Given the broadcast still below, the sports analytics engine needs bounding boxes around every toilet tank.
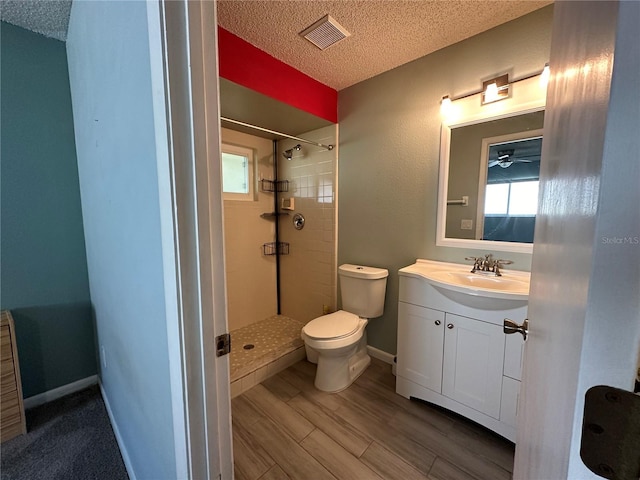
[339,264,389,318]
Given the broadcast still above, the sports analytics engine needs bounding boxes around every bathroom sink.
[399,259,530,301]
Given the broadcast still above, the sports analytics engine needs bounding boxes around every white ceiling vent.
[300,15,351,51]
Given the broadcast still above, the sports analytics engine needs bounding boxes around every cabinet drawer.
[1,362,17,395]
[1,389,21,420]
[1,327,12,362]
[0,389,23,443]
[500,376,521,428]
[504,333,524,381]
[0,311,26,443]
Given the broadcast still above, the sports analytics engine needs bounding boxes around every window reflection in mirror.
[445,111,544,243]
[479,134,542,242]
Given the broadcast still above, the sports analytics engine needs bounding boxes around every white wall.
[66,2,178,478]
[279,125,338,322]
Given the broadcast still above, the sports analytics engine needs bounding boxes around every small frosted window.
[221,144,254,201]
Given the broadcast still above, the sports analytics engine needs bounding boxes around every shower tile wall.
[278,125,338,322]
[221,128,277,331]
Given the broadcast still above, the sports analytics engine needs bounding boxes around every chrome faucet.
[465,254,513,276]
[493,258,513,276]
[465,256,484,273]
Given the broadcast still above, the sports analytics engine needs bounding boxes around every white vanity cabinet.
[442,313,506,419]
[397,303,444,392]
[396,268,527,442]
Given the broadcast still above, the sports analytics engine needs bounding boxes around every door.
[397,303,445,392]
[160,1,233,478]
[442,314,505,419]
[514,2,640,478]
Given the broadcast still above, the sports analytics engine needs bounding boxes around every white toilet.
[301,264,388,392]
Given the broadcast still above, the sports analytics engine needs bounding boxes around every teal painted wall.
[0,22,97,397]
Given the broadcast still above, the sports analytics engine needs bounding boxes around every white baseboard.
[24,375,98,410]
[100,381,137,480]
[367,345,395,364]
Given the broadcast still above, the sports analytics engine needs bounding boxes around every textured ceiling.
[0,0,71,41]
[2,0,551,90]
[217,0,552,91]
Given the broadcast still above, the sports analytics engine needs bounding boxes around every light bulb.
[440,95,452,115]
[540,63,550,88]
[484,82,499,103]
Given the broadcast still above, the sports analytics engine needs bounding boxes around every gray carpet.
[1,385,128,480]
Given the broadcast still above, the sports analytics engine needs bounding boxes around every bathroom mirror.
[436,75,547,254]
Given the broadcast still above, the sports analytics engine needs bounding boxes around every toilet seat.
[302,310,360,340]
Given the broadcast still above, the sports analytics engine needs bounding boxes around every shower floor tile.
[230,314,307,382]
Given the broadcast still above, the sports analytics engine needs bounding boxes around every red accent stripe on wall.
[218,27,337,124]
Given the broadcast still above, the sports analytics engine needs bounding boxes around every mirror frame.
[436,75,547,254]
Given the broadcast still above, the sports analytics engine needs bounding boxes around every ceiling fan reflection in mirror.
[489,149,536,168]
[488,136,542,169]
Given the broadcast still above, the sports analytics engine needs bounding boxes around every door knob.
[447,323,454,329]
[503,318,529,340]
[435,320,441,326]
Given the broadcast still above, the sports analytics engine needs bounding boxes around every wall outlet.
[100,345,107,369]
[461,219,473,230]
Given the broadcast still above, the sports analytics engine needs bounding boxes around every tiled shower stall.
[221,125,338,396]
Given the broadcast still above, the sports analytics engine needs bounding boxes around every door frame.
[156,1,233,478]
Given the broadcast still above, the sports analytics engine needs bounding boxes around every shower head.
[283,144,302,160]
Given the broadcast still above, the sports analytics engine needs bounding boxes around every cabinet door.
[442,314,505,419]
[397,302,445,393]
[500,376,521,428]
[504,332,525,380]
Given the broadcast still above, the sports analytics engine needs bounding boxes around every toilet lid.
[303,311,360,340]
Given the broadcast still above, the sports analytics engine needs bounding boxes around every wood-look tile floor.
[232,358,515,480]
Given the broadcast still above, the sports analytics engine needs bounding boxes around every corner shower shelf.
[262,242,290,256]
[260,179,289,193]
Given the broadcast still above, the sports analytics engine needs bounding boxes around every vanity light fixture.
[481,74,510,105]
[440,95,452,114]
[440,63,550,110]
[540,63,550,87]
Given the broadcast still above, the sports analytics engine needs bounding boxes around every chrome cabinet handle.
[447,323,454,329]
[504,318,529,340]
[435,320,441,326]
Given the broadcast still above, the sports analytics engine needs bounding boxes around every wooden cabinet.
[396,274,527,442]
[1,311,26,443]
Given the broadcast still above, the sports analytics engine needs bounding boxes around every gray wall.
[66,2,177,478]
[0,22,96,397]
[338,6,553,354]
